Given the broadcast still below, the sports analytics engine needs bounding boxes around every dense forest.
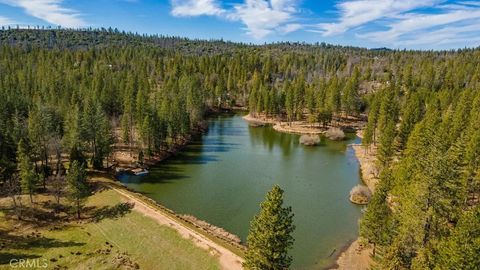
[0,29,479,269]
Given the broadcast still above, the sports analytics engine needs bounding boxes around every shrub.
[299,135,321,146]
[349,185,372,205]
[325,127,345,141]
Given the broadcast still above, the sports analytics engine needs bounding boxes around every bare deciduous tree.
[5,174,22,219]
[50,174,65,205]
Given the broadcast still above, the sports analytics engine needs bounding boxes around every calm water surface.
[119,114,363,269]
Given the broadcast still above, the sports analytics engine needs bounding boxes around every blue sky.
[1,0,480,49]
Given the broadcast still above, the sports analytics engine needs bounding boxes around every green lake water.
[118,113,364,269]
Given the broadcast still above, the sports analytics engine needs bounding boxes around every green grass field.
[0,189,220,270]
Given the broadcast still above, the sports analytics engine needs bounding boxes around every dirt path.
[112,187,244,270]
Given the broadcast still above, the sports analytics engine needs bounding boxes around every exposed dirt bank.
[243,114,365,135]
[351,144,379,193]
[332,240,372,270]
[334,130,378,269]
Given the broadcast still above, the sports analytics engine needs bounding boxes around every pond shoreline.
[242,114,365,135]
[333,131,377,270]
[113,112,369,269]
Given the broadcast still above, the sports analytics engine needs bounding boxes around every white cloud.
[0,16,15,25]
[280,23,302,34]
[168,0,480,47]
[317,0,440,36]
[359,7,480,44]
[0,0,85,28]
[230,0,300,39]
[356,3,480,48]
[170,0,302,39]
[170,0,225,17]
[315,0,480,48]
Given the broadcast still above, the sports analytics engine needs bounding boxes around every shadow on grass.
[0,229,86,265]
[0,253,41,265]
[0,230,85,251]
[92,202,134,223]
[1,205,68,227]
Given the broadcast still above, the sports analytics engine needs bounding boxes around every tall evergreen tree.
[17,139,36,203]
[436,206,480,270]
[360,170,393,256]
[244,185,295,270]
[363,96,380,149]
[66,160,89,219]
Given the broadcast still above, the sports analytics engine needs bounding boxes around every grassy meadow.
[0,188,220,270]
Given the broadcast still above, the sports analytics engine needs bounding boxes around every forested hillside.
[359,63,480,268]
[0,29,479,269]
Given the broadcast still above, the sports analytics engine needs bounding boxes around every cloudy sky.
[1,0,480,49]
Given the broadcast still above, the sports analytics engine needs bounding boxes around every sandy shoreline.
[331,239,372,270]
[242,114,365,135]
[333,132,377,269]
[351,144,378,193]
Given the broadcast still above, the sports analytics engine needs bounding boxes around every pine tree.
[377,119,396,168]
[293,75,305,120]
[63,105,84,163]
[360,170,393,256]
[17,139,36,204]
[342,67,360,117]
[436,206,480,270]
[140,114,153,156]
[284,82,294,124]
[249,86,258,116]
[363,96,380,150]
[27,106,52,188]
[326,76,341,114]
[244,185,295,270]
[81,101,114,168]
[398,92,423,151]
[67,160,89,219]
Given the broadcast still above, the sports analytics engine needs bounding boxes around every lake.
[118,113,364,269]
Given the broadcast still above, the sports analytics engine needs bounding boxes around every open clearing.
[0,185,224,270]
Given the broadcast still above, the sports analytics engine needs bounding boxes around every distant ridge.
[369,47,392,51]
[0,28,477,54]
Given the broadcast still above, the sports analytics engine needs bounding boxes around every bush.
[325,127,345,141]
[299,135,321,146]
[349,185,372,205]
